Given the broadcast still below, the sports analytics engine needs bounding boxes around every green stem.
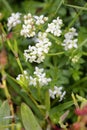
[64,3,87,11]
[7,38,24,74]
[54,0,64,16]
[7,40,24,74]
[27,91,45,116]
[47,52,64,56]
[1,23,23,74]
[13,40,24,74]
[16,57,24,74]
[78,38,87,49]
[71,93,79,108]
[7,40,14,54]
[37,86,42,103]
[1,70,15,130]
[67,3,87,28]
[1,70,11,99]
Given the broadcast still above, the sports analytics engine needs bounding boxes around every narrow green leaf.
[0,100,10,128]
[45,91,50,112]
[65,3,87,11]
[49,101,73,123]
[54,0,64,15]
[50,101,73,114]
[21,103,42,130]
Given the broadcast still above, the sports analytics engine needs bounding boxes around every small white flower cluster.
[20,13,36,38]
[7,12,48,36]
[24,32,52,63]
[16,70,28,82]
[34,15,48,25]
[46,17,63,37]
[29,67,51,87]
[62,27,78,50]
[16,70,29,86]
[49,86,66,101]
[71,55,80,63]
[20,13,48,38]
[7,12,21,31]
[16,67,51,88]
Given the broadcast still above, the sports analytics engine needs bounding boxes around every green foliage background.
[0,0,87,130]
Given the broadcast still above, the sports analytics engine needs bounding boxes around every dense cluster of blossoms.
[16,67,51,88]
[7,12,48,37]
[16,70,29,86]
[16,70,28,81]
[24,32,52,63]
[7,12,21,31]
[29,67,51,87]
[71,55,80,63]
[7,12,80,104]
[34,15,48,25]
[62,27,78,50]
[16,68,65,101]
[20,13,36,38]
[49,86,66,101]
[46,17,63,37]
[20,14,48,38]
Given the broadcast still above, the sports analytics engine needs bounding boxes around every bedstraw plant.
[0,0,87,130]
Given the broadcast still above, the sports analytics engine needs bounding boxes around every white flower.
[29,67,51,87]
[7,12,21,31]
[24,32,52,63]
[20,13,36,38]
[62,27,78,50]
[49,89,55,99]
[34,15,48,25]
[24,46,37,62]
[20,24,35,38]
[49,86,66,101]
[64,28,78,39]
[29,76,37,86]
[24,13,33,24]
[16,67,51,88]
[16,70,28,82]
[59,91,66,102]
[34,67,44,76]
[46,17,63,37]
[71,55,80,63]
[16,70,29,85]
[16,74,21,81]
